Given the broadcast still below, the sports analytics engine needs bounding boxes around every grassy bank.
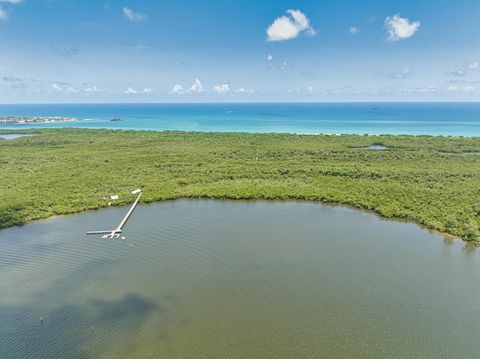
[1,128,480,242]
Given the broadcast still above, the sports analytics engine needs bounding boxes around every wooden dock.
[86,191,142,239]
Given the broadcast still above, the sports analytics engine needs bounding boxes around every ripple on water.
[0,200,479,358]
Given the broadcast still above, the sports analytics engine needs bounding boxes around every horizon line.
[1,100,480,106]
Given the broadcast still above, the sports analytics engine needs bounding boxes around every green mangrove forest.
[1,128,480,242]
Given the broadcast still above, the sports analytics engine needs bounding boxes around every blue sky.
[0,0,479,103]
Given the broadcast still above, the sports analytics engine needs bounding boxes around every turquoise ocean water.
[0,102,479,135]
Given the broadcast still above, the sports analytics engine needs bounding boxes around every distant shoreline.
[0,116,80,124]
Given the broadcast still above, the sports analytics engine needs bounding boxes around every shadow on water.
[92,293,157,324]
[0,254,178,358]
[0,293,164,359]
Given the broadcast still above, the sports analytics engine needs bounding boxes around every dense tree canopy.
[1,129,479,242]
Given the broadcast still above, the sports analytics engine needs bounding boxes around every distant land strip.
[0,116,80,124]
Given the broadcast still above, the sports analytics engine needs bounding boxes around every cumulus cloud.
[448,84,476,93]
[123,7,147,21]
[213,83,230,94]
[0,7,7,21]
[0,0,23,21]
[124,87,138,94]
[385,14,420,41]
[169,84,184,95]
[169,80,205,94]
[51,83,62,92]
[266,9,315,41]
[50,83,87,94]
[235,88,255,94]
[349,26,359,35]
[65,86,78,94]
[389,68,412,79]
[85,85,99,93]
[468,62,479,70]
[124,87,152,94]
[188,78,204,93]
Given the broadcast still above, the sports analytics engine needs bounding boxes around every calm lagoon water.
[1,200,479,358]
[1,102,480,135]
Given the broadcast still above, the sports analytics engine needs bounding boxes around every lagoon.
[1,200,479,358]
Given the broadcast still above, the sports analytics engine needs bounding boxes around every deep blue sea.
[0,103,479,136]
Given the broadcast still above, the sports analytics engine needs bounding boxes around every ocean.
[0,102,479,136]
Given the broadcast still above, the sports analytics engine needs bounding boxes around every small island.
[0,116,81,124]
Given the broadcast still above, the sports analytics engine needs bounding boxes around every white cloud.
[51,83,62,92]
[234,88,255,95]
[267,54,273,61]
[66,86,78,94]
[124,86,152,94]
[307,86,313,92]
[85,85,99,93]
[385,14,420,41]
[349,26,359,35]
[330,86,356,95]
[124,87,138,94]
[169,84,184,95]
[402,85,436,93]
[213,83,230,94]
[170,80,205,94]
[266,9,315,42]
[50,83,80,94]
[123,7,147,21]
[0,0,23,3]
[389,68,412,79]
[188,78,204,93]
[0,7,7,21]
[468,62,479,70]
[447,84,476,93]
